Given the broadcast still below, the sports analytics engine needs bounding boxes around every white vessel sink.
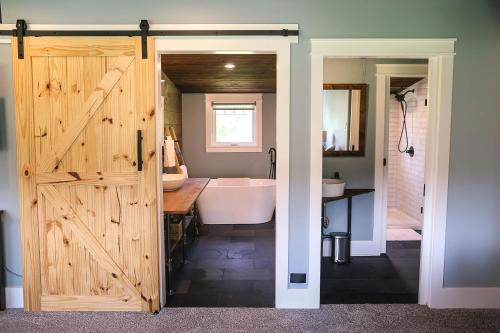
[162,173,186,192]
[322,179,346,197]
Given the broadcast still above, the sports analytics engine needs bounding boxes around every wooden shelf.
[168,217,193,255]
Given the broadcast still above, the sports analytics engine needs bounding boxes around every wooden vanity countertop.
[163,178,210,215]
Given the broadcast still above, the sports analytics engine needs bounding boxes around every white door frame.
[154,31,297,308]
[309,39,457,308]
[374,64,428,255]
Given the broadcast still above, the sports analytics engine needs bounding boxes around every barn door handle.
[137,130,143,171]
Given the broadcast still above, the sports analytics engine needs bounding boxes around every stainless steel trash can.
[330,232,350,264]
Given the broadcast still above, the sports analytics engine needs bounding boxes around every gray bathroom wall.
[1,0,499,288]
[181,93,276,179]
[322,59,377,240]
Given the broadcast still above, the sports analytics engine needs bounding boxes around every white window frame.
[205,93,263,152]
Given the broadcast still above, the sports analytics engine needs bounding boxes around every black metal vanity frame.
[321,189,375,263]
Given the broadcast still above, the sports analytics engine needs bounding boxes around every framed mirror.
[323,83,367,157]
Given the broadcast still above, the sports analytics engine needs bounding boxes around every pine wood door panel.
[13,37,158,312]
[36,56,134,173]
[38,185,141,299]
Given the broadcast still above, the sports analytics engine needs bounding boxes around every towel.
[164,136,176,168]
[179,165,189,178]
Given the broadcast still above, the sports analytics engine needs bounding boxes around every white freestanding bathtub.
[197,178,276,224]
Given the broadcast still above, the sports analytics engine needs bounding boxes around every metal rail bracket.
[139,19,149,59]
[16,19,27,59]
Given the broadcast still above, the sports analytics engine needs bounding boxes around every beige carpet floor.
[1,304,500,332]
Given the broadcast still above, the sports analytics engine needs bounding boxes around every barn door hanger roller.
[12,19,151,60]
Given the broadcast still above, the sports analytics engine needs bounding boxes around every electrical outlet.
[290,273,307,284]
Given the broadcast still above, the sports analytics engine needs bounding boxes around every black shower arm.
[393,89,415,102]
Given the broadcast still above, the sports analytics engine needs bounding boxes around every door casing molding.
[307,38,489,309]
[374,64,428,255]
[154,33,297,308]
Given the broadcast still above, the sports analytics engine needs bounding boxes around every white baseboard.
[5,287,23,309]
[4,284,499,309]
[429,287,500,309]
[322,238,380,257]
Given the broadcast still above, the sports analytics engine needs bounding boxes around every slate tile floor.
[168,222,419,307]
[321,241,421,304]
[167,220,275,308]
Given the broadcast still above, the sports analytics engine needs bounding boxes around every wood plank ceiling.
[390,77,424,94]
[161,54,276,93]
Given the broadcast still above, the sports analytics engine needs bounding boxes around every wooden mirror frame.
[322,83,368,157]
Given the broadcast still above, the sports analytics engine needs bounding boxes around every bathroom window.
[205,94,262,152]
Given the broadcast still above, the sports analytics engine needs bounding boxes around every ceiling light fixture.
[224,63,236,69]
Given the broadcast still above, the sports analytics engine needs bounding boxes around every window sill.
[206,146,262,153]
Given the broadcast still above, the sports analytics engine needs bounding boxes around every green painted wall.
[1,0,499,288]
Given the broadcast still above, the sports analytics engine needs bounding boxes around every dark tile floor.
[321,241,421,304]
[167,220,275,307]
[168,223,418,307]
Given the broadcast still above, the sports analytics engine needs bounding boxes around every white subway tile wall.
[387,79,428,224]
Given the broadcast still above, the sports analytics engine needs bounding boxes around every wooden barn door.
[12,37,159,311]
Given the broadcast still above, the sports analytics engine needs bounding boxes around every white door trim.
[155,35,295,308]
[309,38,462,309]
[374,64,428,255]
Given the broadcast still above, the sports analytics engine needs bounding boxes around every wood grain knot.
[68,171,81,180]
[102,117,113,124]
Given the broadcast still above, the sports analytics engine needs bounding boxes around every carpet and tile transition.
[1,305,500,332]
[2,224,498,332]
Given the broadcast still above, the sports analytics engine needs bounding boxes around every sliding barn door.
[12,37,159,311]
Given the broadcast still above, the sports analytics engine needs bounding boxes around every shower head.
[393,89,415,102]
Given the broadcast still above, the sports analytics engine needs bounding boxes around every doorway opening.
[160,52,277,307]
[386,76,428,243]
[154,36,294,308]
[318,59,429,304]
[309,39,455,308]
